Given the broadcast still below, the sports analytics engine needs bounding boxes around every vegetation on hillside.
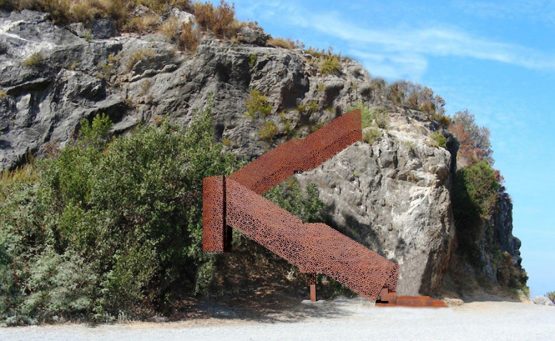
[267,38,296,49]
[0,108,238,324]
[0,0,240,52]
[447,110,526,291]
[452,160,501,268]
[265,179,324,223]
[245,89,272,119]
[0,0,527,310]
[0,106,327,325]
[449,110,493,167]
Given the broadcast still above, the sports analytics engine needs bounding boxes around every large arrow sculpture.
[202,109,445,307]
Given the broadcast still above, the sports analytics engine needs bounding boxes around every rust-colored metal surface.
[226,178,399,300]
[229,110,362,194]
[376,294,447,308]
[202,176,230,253]
[310,284,317,303]
[201,109,445,307]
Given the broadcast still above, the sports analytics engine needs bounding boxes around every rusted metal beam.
[202,110,448,307]
[308,274,317,302]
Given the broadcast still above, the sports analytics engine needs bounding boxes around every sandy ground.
[2,298,555,341]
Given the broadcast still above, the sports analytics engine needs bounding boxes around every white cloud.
[307,12,555,72]
[348,49,428,80]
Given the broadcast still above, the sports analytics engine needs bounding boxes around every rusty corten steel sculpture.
[202,109,445,307]
[228,110,363,194]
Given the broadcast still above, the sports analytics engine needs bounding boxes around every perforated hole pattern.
[202,110,399,299]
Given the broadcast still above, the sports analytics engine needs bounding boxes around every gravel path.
[2,299,554,341]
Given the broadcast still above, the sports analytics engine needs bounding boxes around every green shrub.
[454,161,500,220]
[279,112,294,136]
[0,164,37,200]
[265,178,323,223]
[0,107,237,324]
[320,54,341,75]
[431,131,447,148]
[452,161,501,265]
[353,102,371,128]
[22,52,43,68]
[245,89,272,119]
[258,121,278,142]
[363,127,381,145]
[354,103,388,129]
[248,53,257,68]
[373,108,388,129]
[297,100,319,115]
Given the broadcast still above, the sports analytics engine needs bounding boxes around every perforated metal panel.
[202,110,403,300]
[229,110,362,194]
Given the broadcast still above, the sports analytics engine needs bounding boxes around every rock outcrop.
[0,8,525,297]
[296,110,456,295]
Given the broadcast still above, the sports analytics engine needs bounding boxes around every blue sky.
[225,0,555,297]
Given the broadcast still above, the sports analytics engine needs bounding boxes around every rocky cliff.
[0,8,526,297]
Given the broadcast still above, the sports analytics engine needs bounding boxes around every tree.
[450,110,493,167]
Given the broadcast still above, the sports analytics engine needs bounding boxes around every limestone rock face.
[296,111,456,295]
[0,9,372,169]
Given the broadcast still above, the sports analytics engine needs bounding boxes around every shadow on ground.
[169,287,362,323]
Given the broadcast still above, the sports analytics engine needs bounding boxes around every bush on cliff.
[265,179,324,223]
[452,160,501,265]
[449,110,493,167]
[0,108,237,324]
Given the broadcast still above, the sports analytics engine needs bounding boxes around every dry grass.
[124,13,160,33]
[363,127,381,144]
[193,0,239,39]
[0,89,7,98]
[304,47,327,58]
[3,1,248,58]
[22,51,44,67]
[178,21,200,52]
[158,16,180,41]
[245,89,272,119]
[431,112,451,128]
[125,48,156,72]
[320,54,341,75]
[258,121,278,142]
[16,0,130,26]
[267,38,296,49]
[2,0,246,56]
[0,162,37,200]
